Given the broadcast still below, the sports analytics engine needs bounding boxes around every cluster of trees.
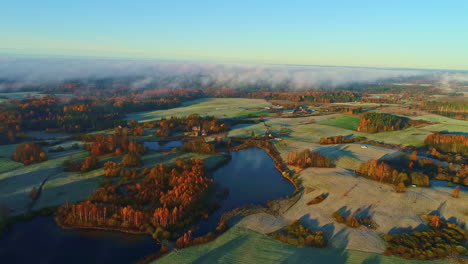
[56,159,213,240]
[0,96,128,138]
[115,120,145,137]
[425,134,468,155]
[357,112,409,133]
[286,149,334,168]
[180,140,216,154]
[420,101,468,120]
[56,201,146,230]
[428,147,465,164]
[12,142,47,165]
[81,133,145,156]
[269,220,326,248]
[384,218,468,260]
[331,210,377,229]
[319,135,395,149]
[64,155,98,172]
[148,114,228,137]
[356,159,430,187]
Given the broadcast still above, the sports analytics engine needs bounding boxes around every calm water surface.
[0,147,294,263]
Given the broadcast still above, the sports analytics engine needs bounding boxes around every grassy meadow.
[155,226,452,264]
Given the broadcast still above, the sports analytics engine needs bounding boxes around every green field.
[155,226,451,264]
[126,98,272,122]
[318,115,360,130]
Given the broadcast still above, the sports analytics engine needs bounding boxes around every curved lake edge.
[1,143,298,264]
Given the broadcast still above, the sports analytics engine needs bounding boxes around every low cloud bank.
[0,57,439,90]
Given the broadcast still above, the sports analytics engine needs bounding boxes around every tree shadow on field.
[362,255,382,264]
[428,200,447,217]
[313,145,359,163]
[299,214,336,241]
[387,224,428,235]
[191,234,250,264]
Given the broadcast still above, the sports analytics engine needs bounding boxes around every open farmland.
[155,226,452,264]
[126,98,272,122]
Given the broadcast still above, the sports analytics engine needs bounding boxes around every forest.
[56,158,214,241]
[248,90,361,103]
[420,101,468,120]
[424,133,468,155]
[384,217,467,260]
[356,112,410,133]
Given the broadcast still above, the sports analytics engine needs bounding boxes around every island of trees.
[56,159,214,241]
[357,112,409,133]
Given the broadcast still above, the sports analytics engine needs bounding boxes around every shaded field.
[155,226,451,264]
[0,158,23,174]
[126,98,272,122]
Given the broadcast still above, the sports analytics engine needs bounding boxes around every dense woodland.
[249,90,361,103]
[357,112,410,133]
[286,149,335,168]
[356,151,467,186]
[425,134,468,155]
[56,159,214,240]
[384,217,467,260]
[420,101,468,120]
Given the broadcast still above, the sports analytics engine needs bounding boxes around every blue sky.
[2,0,467,69]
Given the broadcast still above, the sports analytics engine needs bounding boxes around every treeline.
[319,135,396,149]
[286,149,334,168]
[269,220,326,248]
[12,142,47,165]
[0,91,192,144]
[357,152,467,186]
[249,90,362,103]
[384,217,467,260]
[357,112,410,133]
[142,114,229,137]
[425,134,468,155]
[56,159,213,241]
[420,101,468,120]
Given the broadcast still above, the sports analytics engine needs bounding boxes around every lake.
[0,147,295,263]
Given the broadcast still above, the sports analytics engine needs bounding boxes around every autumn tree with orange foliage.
[453,186,460,198]
[424,133,468,155]
[56,159,213,239]
[12,142,47,165]
[287,149,334,168]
